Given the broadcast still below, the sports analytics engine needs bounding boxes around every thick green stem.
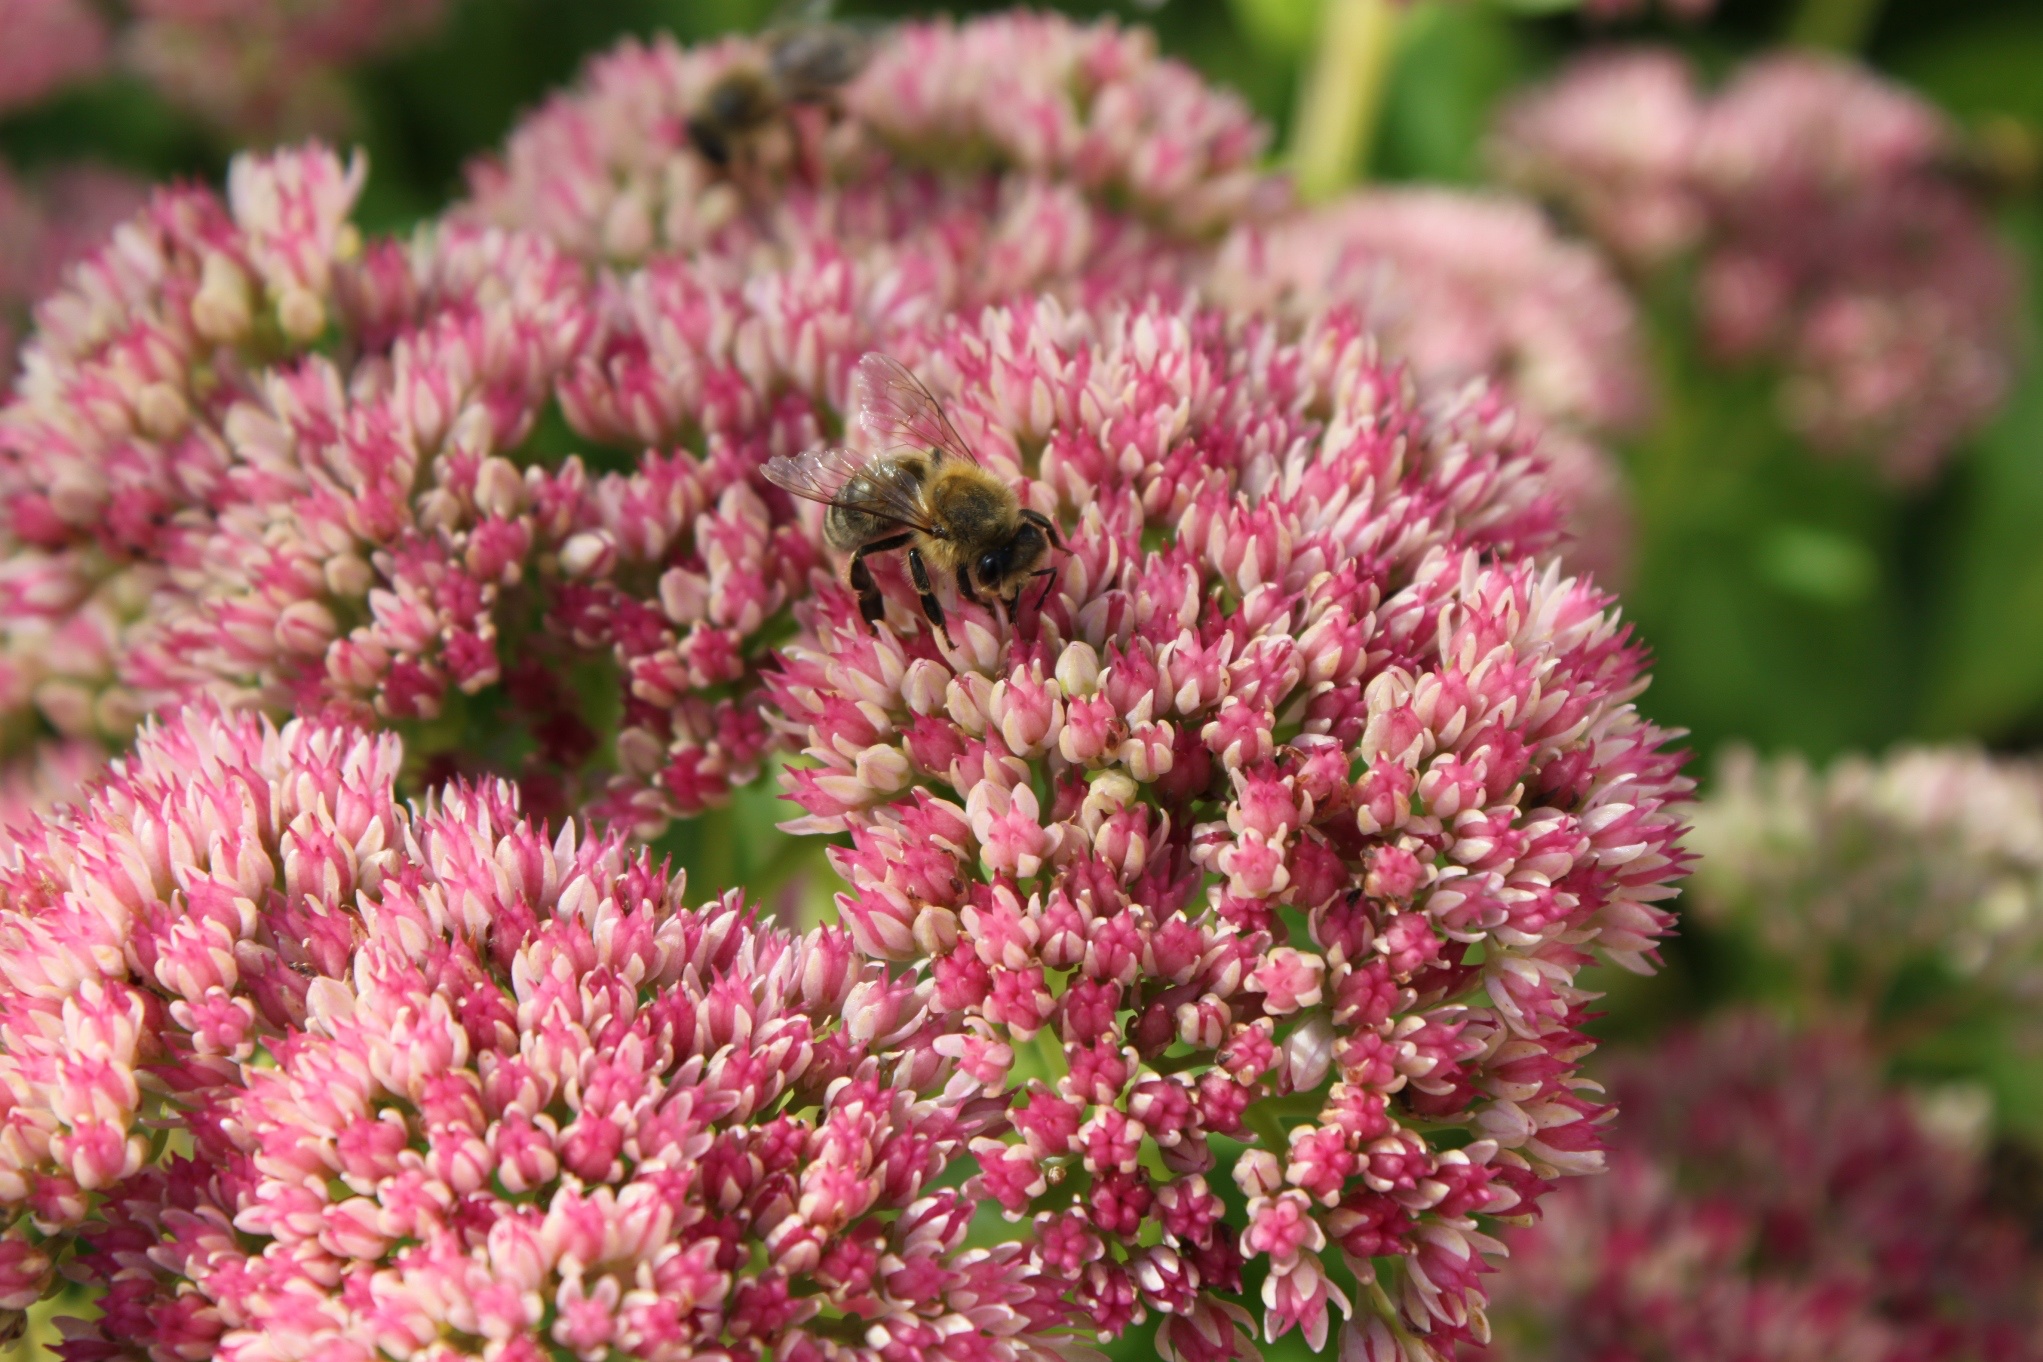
[1787,0,1883,53]
[1288,0,1404,201]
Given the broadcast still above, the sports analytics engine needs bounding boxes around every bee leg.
[1020,507,1064,550]
[906,547,952,647]
[848,533,914,635]
[955,563,987,608]
[1030,567,1058,614]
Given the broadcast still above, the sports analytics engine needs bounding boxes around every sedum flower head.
[1494,48,2022,484]
[464,11,1273,267]
[1,703,1066,1361]
[1487,49,1706,270]
[1207,188,1649,582]
[1487,1015,2043,1362]
[0,144,372,785]
[767,299,1691,1360]
[0,142,624,824]
[0,13,1290,839]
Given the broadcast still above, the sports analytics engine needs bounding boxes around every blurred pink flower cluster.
[465,11,1273,265]
[0,0,110,115]
[1494,49,2022,483]
[122,0,453,140]
[0,705,1072,1361]
[0,0,450,139]
[1487,1015,2043,1362]
[1209,189,1649,579]
[769,297,1690,1360]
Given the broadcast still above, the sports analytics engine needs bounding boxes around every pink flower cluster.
[125,0,451,136]
[769,299,1690,1360]
[465,12,1272,266]
[1208,189,1649,581]
[1486,1015,2043,1362]
[438,12,1284,832]
[1,704,1071,1361]
[0,0,452,139]
[0,144,631,830]
[1493,49,2022,483]
[0,0,109,113]
[1687,744,2043,1039]
[0,146,368,810]
[0,18,1707,1361]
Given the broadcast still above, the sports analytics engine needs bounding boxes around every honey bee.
[687,1,871,169]
[764,353,1063,646]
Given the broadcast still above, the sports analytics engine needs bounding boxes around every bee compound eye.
[978,552,1002,583]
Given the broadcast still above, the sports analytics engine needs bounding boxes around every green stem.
[1288,0,1405,201]
[1787,0,1883,52]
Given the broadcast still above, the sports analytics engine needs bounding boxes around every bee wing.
[854,352,983,468]
[762,444,938,533]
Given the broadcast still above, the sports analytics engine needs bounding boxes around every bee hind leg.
[906,547,952,647]
[848,533,914,635]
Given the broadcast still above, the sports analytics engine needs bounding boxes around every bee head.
[686,115,733,167]
[977,520,1052,594]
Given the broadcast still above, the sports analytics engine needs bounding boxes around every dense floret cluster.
[0,145,612,828]
[769,298,1690,1359]
[464,11,1273,266]
[0,705,1068,1362]
[0,16,1289,847]
[1493,49,2021,482]
[445,12,1284,832]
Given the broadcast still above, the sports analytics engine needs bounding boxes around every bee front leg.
[1029,567,1058,614]
[906,547,952,647]
[955,563,987,608]
[1020,507,1064,550]
[849,533,914,635]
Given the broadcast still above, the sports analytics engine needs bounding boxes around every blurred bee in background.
[687,0,872,170]
[765,353,1064,647]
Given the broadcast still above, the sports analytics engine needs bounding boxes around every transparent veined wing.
[853,353,981,467]
[761,443,936,533]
